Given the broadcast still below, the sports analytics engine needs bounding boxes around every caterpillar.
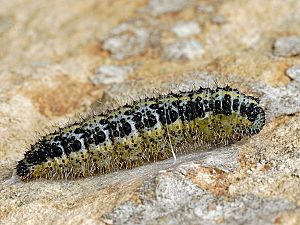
[16,85,265,180]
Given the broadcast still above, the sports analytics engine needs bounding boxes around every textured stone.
[104,169,295,225]
[197,4,215,14]
[0,16,13,34]
[273,36,300,57]
[171,21,201,38]
[148,0,190,16]
[164,39,204,60]
[102,23,150,60]
[286,65,300,82]
[256,79,300,119]
[90,64,132,85]
[211,15,226,25]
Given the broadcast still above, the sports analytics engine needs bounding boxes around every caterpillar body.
[16,86,265,180]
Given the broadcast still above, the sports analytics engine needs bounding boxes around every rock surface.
[90,64,134,85]
[273,36,300,57]
[171,21,201,38]
[164,39,204,60]
[0,0,300,225]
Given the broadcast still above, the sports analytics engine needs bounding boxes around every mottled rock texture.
[273,36,300,57]
[0,0,300,225]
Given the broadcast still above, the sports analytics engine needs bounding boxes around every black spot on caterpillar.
[16,85,265,180]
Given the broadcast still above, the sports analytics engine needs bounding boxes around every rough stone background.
[0,0,300,224]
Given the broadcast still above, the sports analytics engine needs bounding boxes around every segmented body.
[16,86,265,180]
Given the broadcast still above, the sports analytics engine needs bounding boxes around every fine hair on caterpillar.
[16,85,265,180]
